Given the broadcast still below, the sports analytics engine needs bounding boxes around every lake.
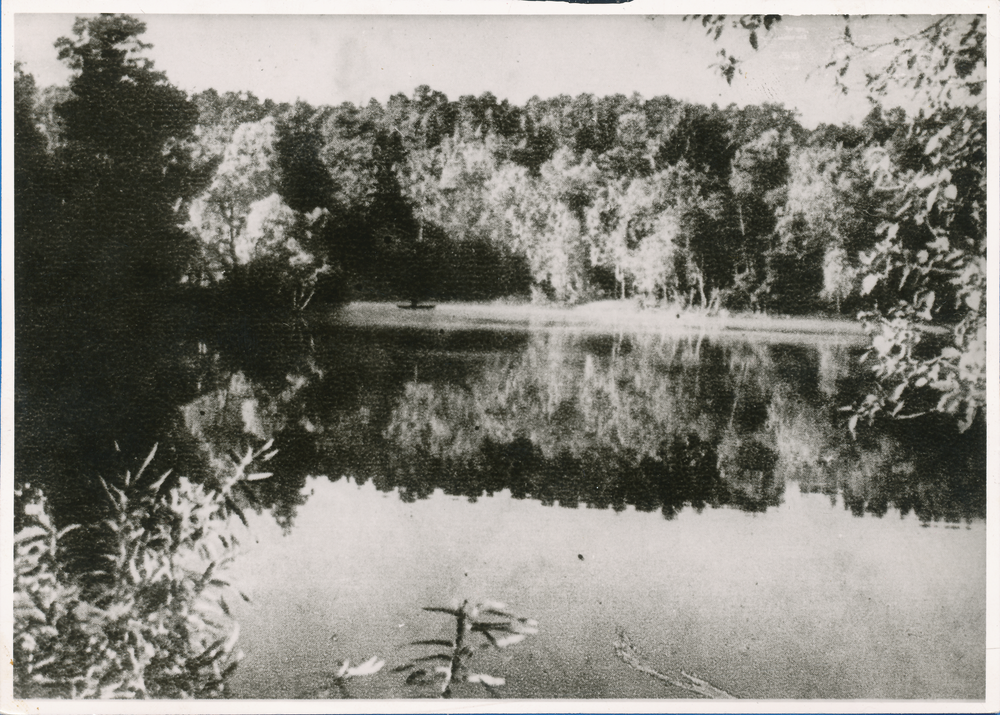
[176,304,986,700]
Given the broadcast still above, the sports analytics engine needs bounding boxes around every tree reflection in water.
[179,325,985,529]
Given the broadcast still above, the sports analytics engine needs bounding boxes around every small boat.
[397,302,436,310]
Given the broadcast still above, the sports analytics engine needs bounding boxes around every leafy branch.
[684,15,782,84]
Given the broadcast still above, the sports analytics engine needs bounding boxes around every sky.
[11,12,950,129]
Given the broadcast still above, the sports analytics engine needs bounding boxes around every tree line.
[168,70,941,314]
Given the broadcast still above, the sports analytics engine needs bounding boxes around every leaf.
[148,469,173,495]
[411,653,453,664]
[478,599,509,613]
[225,496,248,528]
[468,673,505,687]
[200,562,216,588]
[97,476,121,511]
[56,524,81,539]
[410,639,455,647]
[919,291,935,320]
[221,658,242,680]
[861,274,879,295]
[243,472,273,481]
[749,30,758,50]
[493,633,527,648]
[513,619,539,635]
[135,444,159,484]
[405,669,429,685]
[14,528,48,544]
[472,621,514,631]
[345,656,384,677]
[924,125,952,155]
[926,187,939,212]
[188,635,228,668]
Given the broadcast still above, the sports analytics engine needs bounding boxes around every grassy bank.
[323,300,868,344]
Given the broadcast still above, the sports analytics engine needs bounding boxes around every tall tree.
[274,101,335,214]
[51,14,200,300]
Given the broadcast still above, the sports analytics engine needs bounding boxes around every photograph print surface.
[5,3,995,710]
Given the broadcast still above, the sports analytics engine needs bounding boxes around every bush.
[12,443,271,698]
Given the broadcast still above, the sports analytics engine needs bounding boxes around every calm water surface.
[179,308,985,700]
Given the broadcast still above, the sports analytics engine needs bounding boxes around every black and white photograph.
[3,2,996,711]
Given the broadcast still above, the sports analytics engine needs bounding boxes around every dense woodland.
[17,28,965,313]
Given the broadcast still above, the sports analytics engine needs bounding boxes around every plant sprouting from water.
[395,599,538,698]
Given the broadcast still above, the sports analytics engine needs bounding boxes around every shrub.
[12,442,274,698]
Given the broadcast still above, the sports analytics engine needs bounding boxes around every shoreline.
[323,300,870,344]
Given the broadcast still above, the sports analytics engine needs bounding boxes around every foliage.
[770,143,879,312]
[852,106,986,431]
[395,600,538,698]
[689,13,987,430]
[488,149,601,303]
[185,117,333,309]
[15,20,214,540]
[685,15,783,84]
[49,15,200,297]
[13,442,278,698]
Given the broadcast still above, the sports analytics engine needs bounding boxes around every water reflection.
[179,324,985,528]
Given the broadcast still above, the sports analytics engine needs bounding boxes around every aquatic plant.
[13,441,275,699]
[395,600,538,698]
